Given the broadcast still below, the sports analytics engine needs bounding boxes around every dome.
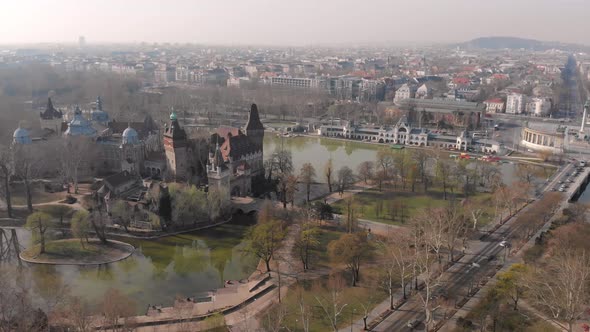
[13,127,32,144]
[122,125,139,145]
[170,112,177,121]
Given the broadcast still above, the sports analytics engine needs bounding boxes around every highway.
[371,163,573,331]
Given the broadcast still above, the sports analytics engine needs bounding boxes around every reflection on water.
[0,216,257,311]
[264,135,523,185]
[264,135,379,175]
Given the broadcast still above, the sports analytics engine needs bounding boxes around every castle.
[13,98,264,205]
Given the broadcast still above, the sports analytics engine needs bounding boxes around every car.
[559,188,565,192]
[581,161,587,167]
[558,180,564,184]
[566,179,573,183]
[407,319,421,329]
[499,240,508,247]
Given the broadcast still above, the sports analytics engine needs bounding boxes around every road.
[371,163,573,331]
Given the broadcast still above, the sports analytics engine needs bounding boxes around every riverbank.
[19,238,134,265]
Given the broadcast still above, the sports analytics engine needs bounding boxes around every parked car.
[407,319,421,329]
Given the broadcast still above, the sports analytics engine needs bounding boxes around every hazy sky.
[1,0,589,46]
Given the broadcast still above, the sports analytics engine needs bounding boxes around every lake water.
[0,135,539,312]
[0,216,258,312]
[264,135,526,185]
[264,135,380,176]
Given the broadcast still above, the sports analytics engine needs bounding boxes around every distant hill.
[458,36,588,52]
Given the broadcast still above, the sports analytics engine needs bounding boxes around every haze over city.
[2,0,590,45]
[4,1,590,331]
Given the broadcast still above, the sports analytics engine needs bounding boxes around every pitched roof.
[164,119,187,140]
[103,171,138,189]
[40,98,63,120]
[245,104,264,131]
[108,115,157,139]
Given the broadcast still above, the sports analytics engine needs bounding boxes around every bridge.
[565,164,590,202]
[231,196,265,215]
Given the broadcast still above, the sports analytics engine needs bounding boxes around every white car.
[499,240,508,247]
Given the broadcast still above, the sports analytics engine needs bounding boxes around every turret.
[245,104,264,147]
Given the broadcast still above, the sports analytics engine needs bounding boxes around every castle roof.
[40,97,63,120]
[122,125,139,145]
[164,118,187,140]
[245,104,264,131]
[13,127,32,144]
[65,106,97,137]
[109,115,157,139]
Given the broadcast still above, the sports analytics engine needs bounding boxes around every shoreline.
[19,238,135,266]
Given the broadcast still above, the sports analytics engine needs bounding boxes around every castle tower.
[244,103,265,176]
[245,103,264,148]
[164,112,187,181]
[120,124,144,175]
[207,143,231,205]
[39,97,63,134]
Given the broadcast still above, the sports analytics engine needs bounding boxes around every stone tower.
[120,125,144,175]
[245,103,265,177]
[39,97,63,134]
[164,112,187,181]
[245,103,264,149]
[207,143,231,205]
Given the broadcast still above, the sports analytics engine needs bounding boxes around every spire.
[47,97,54,111]
[213,140,225,169]
[245,103,263,131]
[74,105,81,115]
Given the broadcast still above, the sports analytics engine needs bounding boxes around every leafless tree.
[300,162,317,203]
[336,166,355,196]
[357,161,374,184]
[324,158,334,193]
[525,248,590,332]
[0,147,13,218]
[314,273,349,332]
[12,144,46,212]
[379,233,414,307]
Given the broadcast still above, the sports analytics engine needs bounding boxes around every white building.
[394,84,416,105]
[483,98,505,113]
[318,117,503,154]
[270,77,321,89]
[506,93,526,114]
[527,97,552,116]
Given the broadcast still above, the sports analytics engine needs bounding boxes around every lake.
[0,216,258,312]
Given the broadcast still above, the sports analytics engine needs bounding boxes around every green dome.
[170,112,177,120]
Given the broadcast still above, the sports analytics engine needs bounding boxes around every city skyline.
[2,0,589,46]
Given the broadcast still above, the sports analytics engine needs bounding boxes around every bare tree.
[324,158,334,193]
[12,144,45,212]
[99,288,137,332]
[525,248,590,332]
[357,161,374,184]
[336,166,355,196]
[314,273,348,332]
[59,137,97,194]
[379,233,414,308]
[300,162,317,203]
[0,147,13,218]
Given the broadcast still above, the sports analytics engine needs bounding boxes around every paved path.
[337,161,574,332]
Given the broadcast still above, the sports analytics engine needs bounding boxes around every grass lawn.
[332,185,496,226]
[262,272,387,332]
[314,225,346,269]
[20,239,133,264]
[10,183,67,206]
